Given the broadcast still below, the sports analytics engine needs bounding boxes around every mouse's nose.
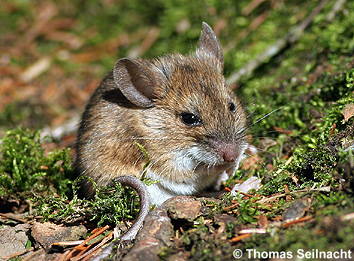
[221,145,238,162]
[210,140,238,162]
[219,143,238,162]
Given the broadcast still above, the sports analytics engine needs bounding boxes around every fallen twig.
[326,0,346,21]
[242,0,267,16]
[79,225,110,246]
[223,202,239,211]
[58,226,112,261]
[226,0,329,84]
[230,233,252,242]
[73,232,113,261]
[237,191,256,198]
[232,11,269,44]
[52,240,84,247]
[53,225,109,261]
[282,215,313,228]
[224,187,232,192]
[257,186,330,204]
[128,27,160,58]
[20,57,52,82]
[239,228,267,234]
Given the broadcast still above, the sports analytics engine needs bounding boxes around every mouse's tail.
[92,175,151,260]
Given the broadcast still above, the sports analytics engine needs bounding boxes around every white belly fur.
[146,164,234,205]
[145,144,247,205]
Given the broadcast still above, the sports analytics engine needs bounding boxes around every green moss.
[0,128,73,197]
[0,128,140,227]
[288,146,336,184]
[238,8,354,196]
[243,214,354,254]
[178,225,235,261]
[0,127,144,229]
[35,178,139,226]
[235,191,354,254]
[235,196,261,224]
[313,191,354,215]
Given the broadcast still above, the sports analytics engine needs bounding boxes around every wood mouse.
[76,22,248,253]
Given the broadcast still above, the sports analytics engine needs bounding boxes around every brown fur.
[76,24,247,197]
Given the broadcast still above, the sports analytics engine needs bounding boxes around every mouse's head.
[112,23,247,173]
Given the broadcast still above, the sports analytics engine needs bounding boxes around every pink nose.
[220,144,238,162]
[212,141,238,162]
[221,146,238,162]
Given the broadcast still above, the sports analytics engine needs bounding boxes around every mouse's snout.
[210,140,239,163]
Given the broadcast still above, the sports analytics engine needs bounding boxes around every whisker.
[250,107,282,127]
[245,110,260,120]
[128,137,170,140]
[252,131,287,137]
[122,136,187,142]
[239,107,282,134]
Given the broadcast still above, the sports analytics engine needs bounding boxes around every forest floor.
[0,0,353,260]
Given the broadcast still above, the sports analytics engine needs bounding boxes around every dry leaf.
[257,215,269,228]
[259,137,277,150]
[273,126,293,135]
[282,198,311,222]
[231,176,262,195]
[241,154,262,170]
[342,104,354,122]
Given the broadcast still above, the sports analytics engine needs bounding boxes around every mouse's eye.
[180,112,202,126]
[228,102,236,112]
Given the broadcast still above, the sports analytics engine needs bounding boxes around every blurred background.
[0,0,352,147]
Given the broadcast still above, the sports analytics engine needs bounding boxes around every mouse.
[75,22,248,257]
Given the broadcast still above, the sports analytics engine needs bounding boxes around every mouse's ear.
[196,22,224,67]
[113,58,156,108]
